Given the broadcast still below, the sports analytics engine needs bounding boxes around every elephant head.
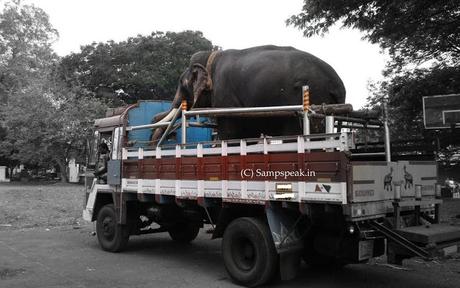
[179,63,212,109]
[154,63,211,125]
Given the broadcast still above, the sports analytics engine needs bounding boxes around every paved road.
[1,225,460,288]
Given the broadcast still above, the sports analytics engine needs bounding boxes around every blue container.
[176,116,213,144]
[127,100,212,147]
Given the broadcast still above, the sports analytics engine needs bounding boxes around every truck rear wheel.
[168,222,200,243]
[96,204,129,252]
[222,217,277,287]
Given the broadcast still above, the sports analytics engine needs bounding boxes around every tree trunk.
[55,159,68,183]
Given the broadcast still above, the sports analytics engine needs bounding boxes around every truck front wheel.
[96,204,129,252]
[222,217,277,287]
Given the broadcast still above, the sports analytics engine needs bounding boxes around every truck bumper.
[83,208,93,222]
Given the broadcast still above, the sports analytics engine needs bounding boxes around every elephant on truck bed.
[152,45,345,141]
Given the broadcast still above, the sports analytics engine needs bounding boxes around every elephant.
[152,45,346,141]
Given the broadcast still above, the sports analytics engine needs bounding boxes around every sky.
[27,0,387,109]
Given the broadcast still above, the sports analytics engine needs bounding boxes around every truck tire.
[96,204,129,252]
[168,222,200,243]
[222,217,277,287]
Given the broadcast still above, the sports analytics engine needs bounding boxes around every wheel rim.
[231,236,257,271]
[101,216,115,241]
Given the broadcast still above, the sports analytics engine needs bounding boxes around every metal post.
[326,116,334,134]
[302,86,310,136]
[415,185,422,225]
[393,202,401,229]
[383,101,391,162]
[393,184,401,229]
[394,184,401,201]
[181,100,187,144]
[415,184,422,200]
[184,105,303,116]
[435,184,441,223]
[303,112,310,136]
[325,116,334,152]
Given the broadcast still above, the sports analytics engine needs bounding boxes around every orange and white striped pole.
[302,85,310,136]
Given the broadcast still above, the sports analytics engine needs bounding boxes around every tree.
[289,1,460,150]
[58,31,214,104]
[1,74,107,182]
[0,0,58,102]
[0,0,59,176]
[0,0,106,181]
[287,0,460,69]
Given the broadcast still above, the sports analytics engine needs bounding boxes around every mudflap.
[266,205,304,281]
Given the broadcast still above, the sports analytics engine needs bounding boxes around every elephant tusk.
[156,108,178,124]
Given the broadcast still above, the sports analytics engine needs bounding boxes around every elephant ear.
[191,64,209,108]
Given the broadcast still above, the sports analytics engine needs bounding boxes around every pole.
[325,116,335,134]
[435,184,441,223]
[325,116,335,152]
[181,100,187,144]
[383,101,391,162]
[302,85,310,136]
[393,184,401,229]
[184,105,303,116]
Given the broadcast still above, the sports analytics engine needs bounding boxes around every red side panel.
[122,151,349,182]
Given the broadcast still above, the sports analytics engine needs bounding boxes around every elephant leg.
[216,118,243,140]
[310,118,326,134]
[250,117,301,137]
[277,116,302,136]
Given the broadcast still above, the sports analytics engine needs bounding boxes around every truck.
[83,92,460,287]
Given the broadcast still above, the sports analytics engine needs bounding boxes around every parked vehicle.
[83,98,460,287]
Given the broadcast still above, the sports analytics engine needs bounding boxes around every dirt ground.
[0,182,84,230]
[1,183,460,288]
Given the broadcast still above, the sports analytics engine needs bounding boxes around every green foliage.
[58,31,214,103]
[0,0,58,102]
[1,75,107,180]
[0,0,107,181]
[0,0,213,180]
[289,1,460,150]
[287,0,460,68]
